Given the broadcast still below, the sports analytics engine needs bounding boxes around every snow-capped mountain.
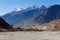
[1,5,46,28]
[13,5,60,28]
[1,5,60,28]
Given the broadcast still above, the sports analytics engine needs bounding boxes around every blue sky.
[0,0,60,16]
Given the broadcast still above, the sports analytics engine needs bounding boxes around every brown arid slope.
[22,19,60,31]
[41,19,60,31]
[37,19,60,31]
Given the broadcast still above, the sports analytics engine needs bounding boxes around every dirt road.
[0,31,60,40]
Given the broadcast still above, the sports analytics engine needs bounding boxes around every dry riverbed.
[0,31,60,40]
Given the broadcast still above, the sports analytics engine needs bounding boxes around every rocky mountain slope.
[13,5,60,28]
[1,5,46,28]
[1,5,60,29]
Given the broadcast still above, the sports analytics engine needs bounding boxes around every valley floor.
[0,31,60,40]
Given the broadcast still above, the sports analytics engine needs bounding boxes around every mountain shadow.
[0,17,12,29]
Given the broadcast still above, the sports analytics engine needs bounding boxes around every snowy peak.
[31,5,46,9]
[25,5,46,11]
[15,6,20,11]
[12,6,21,12]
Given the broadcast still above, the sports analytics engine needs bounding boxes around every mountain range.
[1,5,60,29]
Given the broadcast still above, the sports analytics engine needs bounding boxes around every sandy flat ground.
[0,31,60,40]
